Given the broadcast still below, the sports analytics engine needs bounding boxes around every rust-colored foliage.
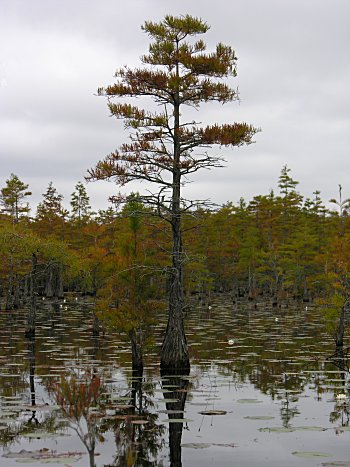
[51,373,102,422]
[88,14,259,369]
[200,123,257,146]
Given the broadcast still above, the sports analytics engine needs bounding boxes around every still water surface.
[0,297,349,466]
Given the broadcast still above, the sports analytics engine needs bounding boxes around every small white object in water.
[336,393,346,400]
[75,297,78,301]
[63,299,66,303]
[228,339,234,345]
[305,306,308,311]
[60,304,63,308]
[275,317,279,322]
[208,305,212,310]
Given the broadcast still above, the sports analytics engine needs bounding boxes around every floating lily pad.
[259,427,295,432]
[0,410,18,416]
[244,416,275,420]
[321,462,350,466]
[181,443,211,449]
[24,431,69,439]
[14,457,81,464]
[237,399,263,404]
[292,451,332,458]
[294,426,327,431]
[182,442,236,449]
[198,410,227,415]
[161,418,193,423]
[188,402,210,406]
[212,443,236,448]
[2,449,83,463]
[22,404,60,412]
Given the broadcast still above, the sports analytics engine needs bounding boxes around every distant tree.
[0,173,31,224]
[329,184,350,218]
[88,15,258,369]
[0,225,38,310]
[278,165,302,242]
[303,190,328,250]
[70,181,92,224]
[329,184,350,236]
[95,207,117,225]
[237,223,260,299]
[36,182,68,224]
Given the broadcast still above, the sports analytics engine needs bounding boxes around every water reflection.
[0,298,349,466]
[328,346,350,428]
[27,336,38,424]
[160,368,190,467]
[111,369,165,466]
[0,331,64,450]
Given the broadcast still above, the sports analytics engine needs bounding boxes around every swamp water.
[0,297,349,466]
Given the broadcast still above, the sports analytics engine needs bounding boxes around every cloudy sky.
[1,0,349,213]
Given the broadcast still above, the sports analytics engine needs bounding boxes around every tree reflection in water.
[111,367,165,466]
[0,334,65,448]
[1,299,350,464]
[50,371,104,467]
[160,367,190,467]
[27,336,39,425]
[328,345,350,427]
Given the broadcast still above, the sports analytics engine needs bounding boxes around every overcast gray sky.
[1,0,349,213]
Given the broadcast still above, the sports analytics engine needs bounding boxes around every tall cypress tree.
[88,15,258,369]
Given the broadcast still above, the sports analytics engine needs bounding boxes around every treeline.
[0,166,349,316]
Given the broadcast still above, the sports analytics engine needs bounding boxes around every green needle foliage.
[0,173,31,224]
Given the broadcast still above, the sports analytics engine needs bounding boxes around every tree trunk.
[88,448,96,467]
[130,365,143,412]
[161,229,189,369]
[45,264,54,298]
[161,212,189,370]
[13,274,20,308]
[130,329,143,372]
[336,302,346,347]
[57,264,64,299]
[92,311,100,337]
[161,72,189,371]
[25,254,37,338]
[6,254,14,310]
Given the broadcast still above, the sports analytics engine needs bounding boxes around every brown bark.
[25,253,37,338]
[336,302,347,347]
[92,311,100,337]
[6,254,14,310]
[129,329,143,372]
[161,60,189,371]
